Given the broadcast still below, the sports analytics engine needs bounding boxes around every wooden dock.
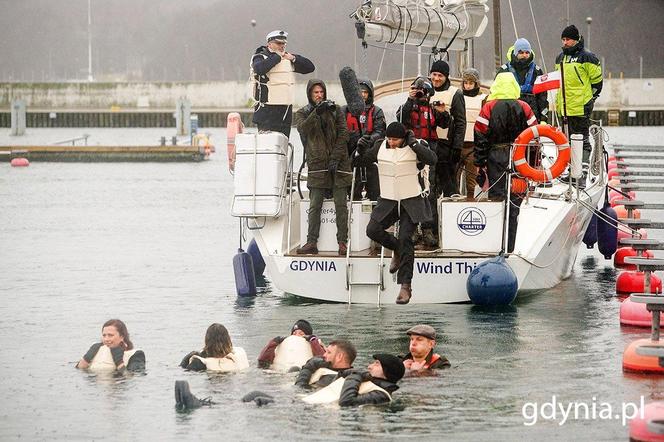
[0,144,210,162]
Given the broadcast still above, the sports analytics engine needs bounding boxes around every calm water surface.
[1,127,664,441]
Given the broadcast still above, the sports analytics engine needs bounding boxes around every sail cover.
[353,0,489,51]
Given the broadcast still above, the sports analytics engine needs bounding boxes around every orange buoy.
[609,189,636,201]
[608,168,620,180]
[614,205,641,219]
[10,158,29,167]
[510,177,528,194]
[608,161,618,171]
[620,297,661,327]
[616,271,663,295]
[630,401,664,442]
[623,339,664,374]
[227,112,244,172]
[615,247,654,269]
[512,124,570,182]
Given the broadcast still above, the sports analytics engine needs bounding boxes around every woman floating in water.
[76,319,145,372]
[180,323,249,372]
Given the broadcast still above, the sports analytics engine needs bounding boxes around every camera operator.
[293,79,351,256]
[396,76,450,249]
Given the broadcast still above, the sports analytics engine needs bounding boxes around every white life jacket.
[302,376,391,405]
[431,85,458,140]
[88,345,141,371]
[309,367,339,385]
[272,335,314,372]
[377,140,426,201]
[191,347,250,372]
[464,93,486,142]
[251,56,296,106]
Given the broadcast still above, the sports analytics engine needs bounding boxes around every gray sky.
[1,0,662,82]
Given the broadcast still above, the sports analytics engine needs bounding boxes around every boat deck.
[285,247,495,259]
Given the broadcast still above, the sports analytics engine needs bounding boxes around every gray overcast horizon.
[1,0,662,83]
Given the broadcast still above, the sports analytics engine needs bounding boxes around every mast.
[493,0,502,70]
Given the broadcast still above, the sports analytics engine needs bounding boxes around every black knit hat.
[430,60,450,76]
[372,354,405,383]
[291,319,313,336]
[385,122,407,139]
[561,25,580,41]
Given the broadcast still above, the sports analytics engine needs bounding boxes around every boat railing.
[52,134,90,146]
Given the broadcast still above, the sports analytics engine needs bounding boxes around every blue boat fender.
[247,238,266,276]
[233,248,257,297]
[466,256,518,306]
[582,212,598,249]
[596,203,618,259]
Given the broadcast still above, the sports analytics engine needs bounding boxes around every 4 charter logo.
[457,207,486,236]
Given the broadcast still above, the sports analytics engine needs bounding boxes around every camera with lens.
[411,76,434,100]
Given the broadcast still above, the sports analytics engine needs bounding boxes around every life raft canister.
[512,124,570,182]
[226,112,244,172]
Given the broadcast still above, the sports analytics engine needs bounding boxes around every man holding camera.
[294,79,351,256]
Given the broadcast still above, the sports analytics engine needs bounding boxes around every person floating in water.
[180,323,249,372]
[76,319,145,372]
[257,319,325,369]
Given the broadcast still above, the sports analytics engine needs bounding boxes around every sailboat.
[229,0,608,304]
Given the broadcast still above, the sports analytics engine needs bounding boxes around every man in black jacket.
[251,30,315,137]
[496,38,549,124]
[361,122,438,304]
[338,353,405,407]
[344,78,386,201]
[295,339,356,388]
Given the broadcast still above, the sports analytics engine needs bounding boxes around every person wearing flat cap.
[338,353,405,406]
[555,24,602,169]
[257,319,325,368]
[401,324,450,372]
[251,30,315,137]
[358,121,438,304]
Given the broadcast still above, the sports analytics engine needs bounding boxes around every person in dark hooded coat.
[342,78,386,201]
[293,79,351,256]
[251,30,315,137]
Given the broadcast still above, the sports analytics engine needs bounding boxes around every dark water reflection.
[1,130,663,440]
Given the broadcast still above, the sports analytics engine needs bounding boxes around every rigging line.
[527,0,547,72]
[375,42,388,84]
[507,0,519,39]
[388,4,403,44]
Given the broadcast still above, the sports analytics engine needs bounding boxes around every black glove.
[316,100,333,115]
[304,335,318,343]
[405,131,418,147]
[328,160,338,176]
[273,336,285,344]
[82,342,103,363]
[356,135,371,153]
[110,346,125,367]
[477,168,487,188]
[304,356,329,370]
[450,147,461,165]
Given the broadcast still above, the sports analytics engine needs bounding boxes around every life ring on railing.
[227,113,244,172]
[512,124,570,183]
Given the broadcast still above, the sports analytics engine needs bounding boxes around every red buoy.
[608,161,618,171]
[614,205,641,219]
[620,297,662,327]
[623,339,664,374]
[609,189,636,202]
[630,401,664,442]
[10,158,29,167]
[608,155,616,162]
[616,271,663,295]
[608,168,620,180]
[615,247,654,269]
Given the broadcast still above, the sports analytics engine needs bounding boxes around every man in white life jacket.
[295,339,356,389]
[251,30,315,137]
[458,68,487,200]
[360,122,438,304]
[257,319,325,369]
[337,354,405,407]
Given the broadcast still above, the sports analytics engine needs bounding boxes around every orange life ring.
[512,124,570,183]
[227,113,244,172]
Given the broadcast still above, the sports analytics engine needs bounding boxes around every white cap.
[266,30,288,43]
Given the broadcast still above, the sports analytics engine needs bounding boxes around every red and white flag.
[532,71,561,94]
